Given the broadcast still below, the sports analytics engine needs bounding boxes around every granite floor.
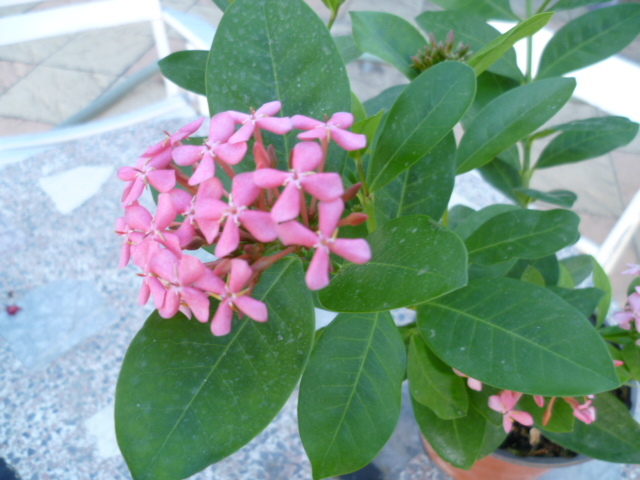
[1,1,640,479]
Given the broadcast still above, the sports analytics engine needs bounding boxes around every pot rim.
[490,447,591,468]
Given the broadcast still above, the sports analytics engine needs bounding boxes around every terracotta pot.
[421,435,589,480]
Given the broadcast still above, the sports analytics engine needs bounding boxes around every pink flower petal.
[196,216,221,245]
[215,220,240,258]
[467,378,483,392]
[534,396,545,408]
[301,173,344,201]
[306,247,330,290]
[488,395,505,414]
[329,112,354,128]
[331,238,371,264]
[502,415,514,434]
[179,255,206,285]
[125,204,152,231]
[510,410,534,426]
[195,269,226,296]
[297,129,326,141]
[208,112,236,142]
[229,259,253,293]
[215,141,247,165]
[256,116,292,135]
[253,168,290,189]
[150,249,179,282]
[234,295,268,322]
[176,221,196,248]
[291,114,322,130]
[270,182,301,223]
[197,177,224,203]
[155,193,178,230]
[240,210,278,242]
[117,166,137,181]
[318,199,344,237]
[173,145,203,166]
[169,188,193,213]
[291,141,322,172]
[159,290,180,319]
[330,128,367,151]
[229,121,255,143]
[278,221,318,248]
[147,169,176,193]
[188,153,215,186]
[211,300,234,336]
[171,117,205,142]
[231,172,260,207]
[256,100,282,117]
[181,286,210,323]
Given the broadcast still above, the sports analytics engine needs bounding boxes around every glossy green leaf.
[457,78,576,174]
[447,204,475,230]
[468,385,502,427]
[351,92,367,124]
[558,264,575,288]
[298,311,406,479]
[520,265,546,286]
[417,277,620,396]
[519,395,575,433]
[560,254,593,286]
[349,110,383,157]
[550,0,614,10]
[211,0,232,11]
[427,0,518,21]
[363,84,406,117]
[465,209,580,266]
[507,255,560,286]
[368,61,475,191]
[536,117,639,168]
[478,158,522,203]
[476,419,508,460]
[454,204,519,241]
[543,393,640,463]
[350,11,426,79]
[408,334,469,419]
[334,35,362,64]
[158,50,208,96]
[515,188,577,207]
[468,259,518,282]
[464,72,520,126]
[547,286,604,318]
[621,343,640,383]
[206,0,351,172]
[318,215,468,312]
[467,13,552,77]
[115,257,314,480]
[374,132,456,225]
[412,395,488,470]
[590,255,612,327]
[537,4,640,79]
[415,11,522,81]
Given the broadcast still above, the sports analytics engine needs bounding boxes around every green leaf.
[417,277,620,396]
[478,158,522,203]
[464,72,520,126]
[457,78,576,174]
[115,256,314,480]
[374,132,456,225]
[465,209,580,266]
[454,204,520,241]
[515,188,577,207]
[547,286,604,319]
[447,204,475,230]
[349,110,383,156]
[468,385,503,426]
[467,13,553,77]
[427,0,518,21]
[415,11,523,81]
[368,61,476,191]
[537,4,640,79]
[350,11,426,79]
[519,395,575,433]
[513,255,560,286]
[536,117,639,169]
[543,393,640,463]
[520,265,546,286]
[158,50,208,96]
[298,311,406,479]
[621,343,640,383]
[206,0,351,173]
[363,84,406,117]
[334,35,362,64]
[211,0,232,11]
[560,254,593,286]
[590,255,612,327]
[550,0,615,10]
[412,395,488,469]
[351,92,368,124]
[408,334,469,419]
[476,419,508,460]
[318,215,468,312]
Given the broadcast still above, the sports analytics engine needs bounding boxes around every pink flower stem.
[299,189,309,227]
[251,245,300,273]
[542,396,556,426]
[171,164,198,194]
[216,158,236,179]
[253,125,264,146]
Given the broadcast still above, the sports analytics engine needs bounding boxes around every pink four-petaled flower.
[291,112,367,151]
[488,390,534,433]
[228,101,292,143]
[613,288,640,331]
[278,199,371,290]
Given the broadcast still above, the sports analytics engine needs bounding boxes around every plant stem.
[525,0,534,84]
[327,10,337,31]
[536,0,554,14]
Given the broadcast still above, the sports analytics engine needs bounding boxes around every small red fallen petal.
[6,305,21,315]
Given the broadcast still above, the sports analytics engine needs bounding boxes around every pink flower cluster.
[116,101,370,336]
[614,264,640,345]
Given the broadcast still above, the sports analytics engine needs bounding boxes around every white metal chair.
[0,0,216,163]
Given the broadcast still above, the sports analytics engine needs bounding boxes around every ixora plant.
[114,0,640,478]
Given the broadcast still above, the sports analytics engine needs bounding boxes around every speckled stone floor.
[1,1,640,479]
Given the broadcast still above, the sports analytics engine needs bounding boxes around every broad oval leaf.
[590,255,611,327]
[298,311,406,480]
[537,4,640,79]
[415,11,522,81]
[363,84,406,117]
[543,393,640,463]
[417,277,620,396]
[368,61,476,192]
[547,286,604,319]
[465,208,580,266]
[408,334,469,419]
[318,215,468,312]
[350,11,426,79]
[205,0,351,172]
[454,204,519,240]
[115,257,315,480]
[412,396,488,470]
[374,132,456,225]
[159,50,208,96]
[456,77,576,174]
[427,0,518,21]
[515,188,577,207]
[536,116,639,168]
